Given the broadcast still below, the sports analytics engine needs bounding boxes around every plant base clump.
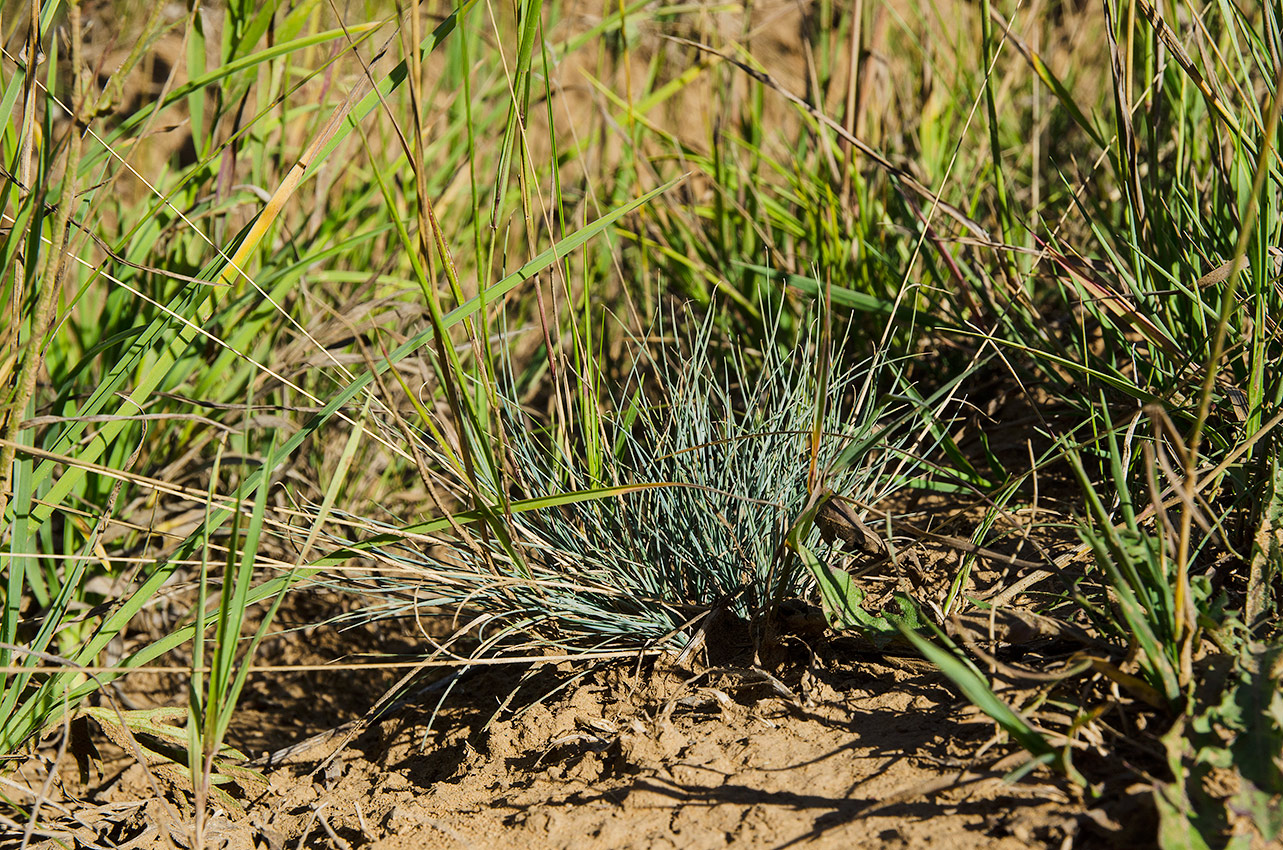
[340,320,927,654]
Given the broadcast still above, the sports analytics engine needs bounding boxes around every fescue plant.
[324,310,940,657]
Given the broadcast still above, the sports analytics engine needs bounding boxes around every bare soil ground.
[7,600,1157,850]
